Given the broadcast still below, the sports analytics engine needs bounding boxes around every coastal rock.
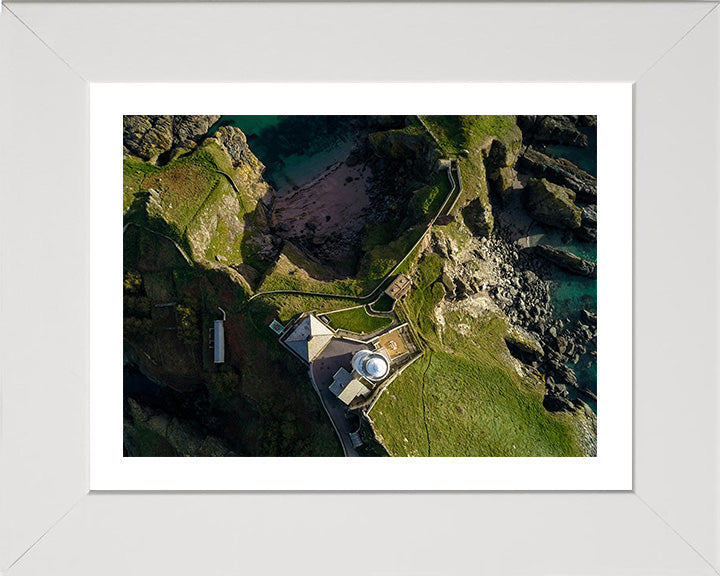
[462,197,494,238]
[517,147,597,203]
[486,139,521,194]
[581,205,598,227]
[576,115,597,128]
[505,325,545,360]
[529,244,597,278]
[543,394,577,413]
[523,178,582,229]
[172,115,222,149]
[518,115,588,147]
[367,129,436,174]
[212,125,264,170]
[581,309,597,325]
[123,115,221,162]
[125,398,236,457]
[123,115,174,161]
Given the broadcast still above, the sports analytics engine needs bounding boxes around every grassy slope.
[371,243,583,457]
[123,159,159,214]
[124,140,268,269]
[326,306,392,334]
[258,167,450,300]
[419,116,523,230]
[124,142,342,457]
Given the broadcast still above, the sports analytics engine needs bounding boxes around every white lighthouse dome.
[352,349,390,382]
[365,356,388,379]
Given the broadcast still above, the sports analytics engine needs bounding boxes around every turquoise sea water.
[544,126,597,176]
[541,130,598,403]
[211,115,356,192]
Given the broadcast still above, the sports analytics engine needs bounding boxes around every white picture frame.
[1,2,719,575]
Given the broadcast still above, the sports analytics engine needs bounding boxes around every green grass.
[419,115,521,156]
[123,159,160,214]
[260,293,358,324]
[418,116,523,234]
[125,140,274,271]
[371,293,395,312]
[412,170,452,219]
[259,242,367,297]
[259,224,426,300]
[326,306,393,334]
[370,236,584,457]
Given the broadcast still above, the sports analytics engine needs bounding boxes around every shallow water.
[211,115,358,192]
[542,127,598,405]
[544,126,597,177]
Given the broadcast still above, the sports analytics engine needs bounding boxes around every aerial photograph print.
[123,114,598,458]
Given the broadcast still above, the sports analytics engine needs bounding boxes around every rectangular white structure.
[213,320,224,364]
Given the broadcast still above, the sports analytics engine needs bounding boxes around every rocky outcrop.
[523,178,582,229]
[124,397,236,456]
[428,223,597,446]
[212,125,262,170]
[462,197,494,238]
[365,129,437,182]
[486,139,519,194]
[576,204,598,242]
[505,325,545,360]
[529,244,596,278]
[123,115,221,163]
[575,115,597,128]
[517,147,597,203]
[518,115,588,147]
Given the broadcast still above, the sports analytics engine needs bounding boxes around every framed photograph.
[92,83,631,491]
[2,2,718,575]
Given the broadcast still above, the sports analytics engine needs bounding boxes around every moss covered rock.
[523,178,582,229]
[123,115,221,162]
[505,325,545,360]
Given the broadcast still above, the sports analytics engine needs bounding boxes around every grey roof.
[336,378,371,405]
[285,314,334,362]
[329,367,354,396]
[330,366,370,405]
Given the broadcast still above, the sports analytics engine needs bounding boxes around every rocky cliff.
[124,397,237,456]
[124,116,277,287]
[523,177,582,230]
[124,115,221,163]
[517,115,589,147]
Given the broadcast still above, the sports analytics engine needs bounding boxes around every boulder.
[529,244,596,278]
[213,125,263,170]
[523,178,582,229]
[123,115,221,162]
[505,325,545,360]
[581,309,597,325]
[543,394,577,413]
[486,139,520,193]
[517,147,597,203]
[518,115,588,147]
